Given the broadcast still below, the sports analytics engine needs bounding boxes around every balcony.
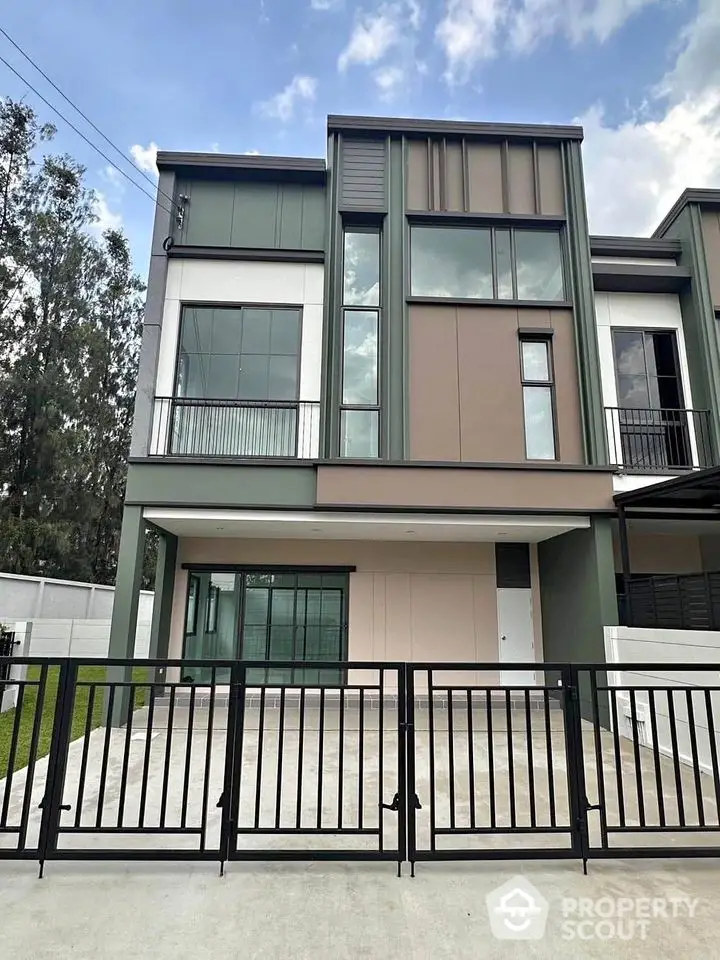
[605,406,712,471]
[149,397,321,459]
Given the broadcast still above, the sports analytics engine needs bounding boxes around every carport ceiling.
[144,509,590,543]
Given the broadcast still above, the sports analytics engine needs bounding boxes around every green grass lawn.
[0,666,148,775]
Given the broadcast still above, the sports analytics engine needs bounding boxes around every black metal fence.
[621,572,720,631]
[149,397,321,459]
[0,631,16,683]
[605,406,711,470]
[3,657,720,875]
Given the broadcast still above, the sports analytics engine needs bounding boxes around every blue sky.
[1,0,719,276]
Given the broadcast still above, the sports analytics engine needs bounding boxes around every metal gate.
[405,663,585,873]
[221,662,406,872]
[4,656,720,874]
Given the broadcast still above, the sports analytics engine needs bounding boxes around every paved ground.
[1,856,718,959]
[2,698,720,957]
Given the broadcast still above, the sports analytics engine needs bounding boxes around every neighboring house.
[108,114,720,685]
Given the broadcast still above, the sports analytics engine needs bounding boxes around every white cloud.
[436,0,506,84]
[256,74,318,121]
[311,0,341,8]
[338,6,402,70]
[374,65,406,99]
[244,149,261,155]
[101,165,124,191]
[129,141,159,176]
[580,0,720,235]
[91,192,123,234]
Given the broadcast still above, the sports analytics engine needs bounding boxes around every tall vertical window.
[520,338,556,460]
[340,229,380,458]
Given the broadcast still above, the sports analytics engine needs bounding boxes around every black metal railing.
[620,572,720,631]
[605,406,711,470]
[0,630,16,683]
[5,657,720,875]
[149,397,321,459]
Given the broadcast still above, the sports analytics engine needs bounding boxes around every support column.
[148,531,178,688]
[617,506,631,624]
[107,505,146,725]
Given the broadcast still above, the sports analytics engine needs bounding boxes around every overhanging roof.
[156,151,326,184]
[327,114,584,142]
[653,188,720,238]
[614,465,720,512]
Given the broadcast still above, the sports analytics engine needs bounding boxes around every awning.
[613,465,720,516]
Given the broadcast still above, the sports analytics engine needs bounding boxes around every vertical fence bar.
[543,688,557,829]
[316,687,325,830]
[524,689,536,828]
[466,688,476,830]
[704,689,720,823]
[666,690,686,826]
[336,686,344,830]
[200,666,217,850]
[137,684,156,827]
[405,666,416,870]
[486,689,496,829]
[275,686,286,830]
[37,661,76,871]
[505,689,516,829]
[116,684,135,828]
[18,662,50,850]
[180,685,196,830]
[685,689,705,827]
[1,683,26,827]
[628,688,646,826]
[396,664,408,873]
[589,670,608,846]
[295,687,306,829]
[609,688,626,828]
[159,685,177,829]
[428,669,436,850]
[647,689,666,828]
[447,687,456,831]
[253,683,266,831]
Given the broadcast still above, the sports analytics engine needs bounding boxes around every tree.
[0,97,147,585]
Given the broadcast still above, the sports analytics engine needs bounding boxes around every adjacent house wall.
[613,531,703,575]
[701,209,720,307]
[407,305,583,462]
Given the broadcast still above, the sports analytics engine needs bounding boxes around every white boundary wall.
[0,572,153,623]
[604,625,720,774]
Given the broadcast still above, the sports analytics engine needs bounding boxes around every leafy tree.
[0,97,149,586]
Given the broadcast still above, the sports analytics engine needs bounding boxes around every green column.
[538,518,618,723]
[107,505,146,725]
[148,531,178,688]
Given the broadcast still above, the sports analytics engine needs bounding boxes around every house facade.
[108,114,720,685]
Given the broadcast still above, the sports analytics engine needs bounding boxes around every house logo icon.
[485,876,549,940]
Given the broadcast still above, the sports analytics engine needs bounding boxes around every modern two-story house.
[107,115,720,693]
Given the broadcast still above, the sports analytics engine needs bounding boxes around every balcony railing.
[620,573,720,632]
[605,406,712,471]
[149,397,321,459]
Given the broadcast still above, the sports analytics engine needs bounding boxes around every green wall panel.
[178,179,325,250]
[125,463,317,508]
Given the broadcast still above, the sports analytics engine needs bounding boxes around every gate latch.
[381,793,422,811]
[38,796,71,812]
[584,796,601,812]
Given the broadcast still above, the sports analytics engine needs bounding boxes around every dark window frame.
[173,302,304,403]
[519,335,558,462]
[184,574,200,637]
[611,327,686,412]
[408,223,566,304]
[339,225,382,459]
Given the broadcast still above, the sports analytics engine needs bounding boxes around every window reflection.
[343,231,380,306]
[515,231,564,301]
[341,409,379,458]
[411,227,493,298]
[342,311,378,405]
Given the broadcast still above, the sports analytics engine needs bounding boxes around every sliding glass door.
[181,569,348,685]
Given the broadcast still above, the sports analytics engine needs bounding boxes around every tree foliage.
[0,98,148,585]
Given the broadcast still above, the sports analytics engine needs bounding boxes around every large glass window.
[520,338,556,460]
[181,570,348,686]
[340,229,380,458]
[410,227,493,299]
[173,306,301,457]
[409,226,565,302]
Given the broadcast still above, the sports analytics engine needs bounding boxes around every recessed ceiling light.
[216,526,225,531]
[405,529,416,535]
[311,527,322,533]
[497,532,508,538]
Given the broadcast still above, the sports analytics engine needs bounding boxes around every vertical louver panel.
[340,139,387,211]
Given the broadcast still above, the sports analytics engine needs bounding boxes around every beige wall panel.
[507,144,536,215]
[614,531,702,574]
[457,308,524,461]
[317,465,614,510]
[444,140,465,211]
[466,142,504,213]
[701,210,720,306]
[530,542,544,658]
[408,306,461,460]
[168,566,188,661]
[406,139,429,210]
[536,145,565,216]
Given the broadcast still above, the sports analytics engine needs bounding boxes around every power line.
[0,53,174,216]
[0,26,178,213]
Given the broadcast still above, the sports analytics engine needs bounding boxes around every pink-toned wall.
[168,538,545,679]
